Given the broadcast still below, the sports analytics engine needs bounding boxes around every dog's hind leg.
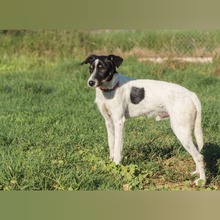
[170,119,206,186]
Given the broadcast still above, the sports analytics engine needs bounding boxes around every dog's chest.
[95,89,125,117]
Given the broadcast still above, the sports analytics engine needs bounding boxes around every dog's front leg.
[113,117,125,165]
[105,119,115,161]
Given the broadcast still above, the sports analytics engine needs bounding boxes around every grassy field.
[0,30,220,190]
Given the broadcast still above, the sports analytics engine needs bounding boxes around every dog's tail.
[191,92,204,152]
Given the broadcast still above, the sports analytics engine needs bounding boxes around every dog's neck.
[98,74,119,92]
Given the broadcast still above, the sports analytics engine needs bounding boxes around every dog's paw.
[113,157,122,165]
[193,178,206,187]
[113,153,122,165]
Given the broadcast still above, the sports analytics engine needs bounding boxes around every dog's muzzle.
[88,79,100,88]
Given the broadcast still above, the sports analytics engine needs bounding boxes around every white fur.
[88,59,99,87]
[94,73,206,186]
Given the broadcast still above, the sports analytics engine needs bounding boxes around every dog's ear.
[81,54,97,65]
[106,54,123,68]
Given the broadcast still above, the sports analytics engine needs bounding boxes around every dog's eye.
[99,66,106,71]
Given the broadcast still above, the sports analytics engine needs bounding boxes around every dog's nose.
[88,80,95,87]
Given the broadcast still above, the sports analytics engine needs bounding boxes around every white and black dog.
[81,54,206,185]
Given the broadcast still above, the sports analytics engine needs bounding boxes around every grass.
[2,30,220,58]
[0,30,220,190]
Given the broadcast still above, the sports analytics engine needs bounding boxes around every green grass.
[0,30,220,190]
[1,30,220,58]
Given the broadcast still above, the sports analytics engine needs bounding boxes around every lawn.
[0,30,219,190]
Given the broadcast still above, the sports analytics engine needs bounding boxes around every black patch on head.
[106,54,123,68]
[81,54,123,86]
[96,59,113,82]
[130,87,145,104]
[81,54,97,65]
[81,54,123,75]
[90,58,117,85]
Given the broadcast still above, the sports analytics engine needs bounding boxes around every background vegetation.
[0,30,219,190]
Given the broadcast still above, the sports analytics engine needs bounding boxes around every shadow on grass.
[124,144,176,165]
[202,142,220,179]
[0,134,13,147]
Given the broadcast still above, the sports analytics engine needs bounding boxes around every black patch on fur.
[130,87,145,104]
[81,54,123,87]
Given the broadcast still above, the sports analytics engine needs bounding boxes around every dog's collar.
[99,82,120,93]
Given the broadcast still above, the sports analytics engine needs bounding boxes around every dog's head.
[81,54,123,88]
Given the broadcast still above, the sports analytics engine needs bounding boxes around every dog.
[81,54,206,186]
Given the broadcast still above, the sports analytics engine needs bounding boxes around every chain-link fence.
[88,30,220,59]
[1,29,220,60]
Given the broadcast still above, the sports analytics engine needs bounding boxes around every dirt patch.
[91,47,213,63]
[139,57,213,63]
